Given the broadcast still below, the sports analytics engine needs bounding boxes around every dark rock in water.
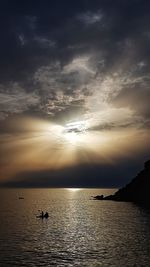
[93,195,104,200]
[94,160,150,205]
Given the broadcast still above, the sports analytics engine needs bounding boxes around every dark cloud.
[0,0,150,83]
[0,0,150,120]
[0,158,147,188]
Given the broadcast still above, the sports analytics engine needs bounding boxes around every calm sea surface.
[0,188,150,267]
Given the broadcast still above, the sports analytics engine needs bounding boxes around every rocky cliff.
[94,160,150,205]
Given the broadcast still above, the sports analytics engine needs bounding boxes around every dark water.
[0,188,150,267]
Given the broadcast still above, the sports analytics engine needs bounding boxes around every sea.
[0,188,150,267]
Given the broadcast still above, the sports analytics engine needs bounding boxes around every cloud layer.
[0,0,150,186]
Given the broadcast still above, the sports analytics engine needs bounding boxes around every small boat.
[36,212,49,219]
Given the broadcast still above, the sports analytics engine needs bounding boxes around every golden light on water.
[67,188,81,192]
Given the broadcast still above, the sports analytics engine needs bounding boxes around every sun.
[63,120,87,144]
[64,132,80,144]
[65,121,87,133]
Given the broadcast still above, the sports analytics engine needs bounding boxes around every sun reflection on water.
[66,188,81,192]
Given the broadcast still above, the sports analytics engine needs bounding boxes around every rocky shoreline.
[93,160,150,205]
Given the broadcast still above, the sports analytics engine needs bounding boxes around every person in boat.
[39,211,44,218]
[37,211,49,219]
[44,212,49,218]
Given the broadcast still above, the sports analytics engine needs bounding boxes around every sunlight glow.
[65,121,87,133]
[63,120,87,144]
[67,188,81,192]
[2,116,149,182]
[64,132,82,144]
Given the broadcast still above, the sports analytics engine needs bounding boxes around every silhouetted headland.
[93,160,150,205]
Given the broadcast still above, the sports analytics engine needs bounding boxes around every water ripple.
[0,188,150,266]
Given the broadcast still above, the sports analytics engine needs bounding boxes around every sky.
[0,0,150,188]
